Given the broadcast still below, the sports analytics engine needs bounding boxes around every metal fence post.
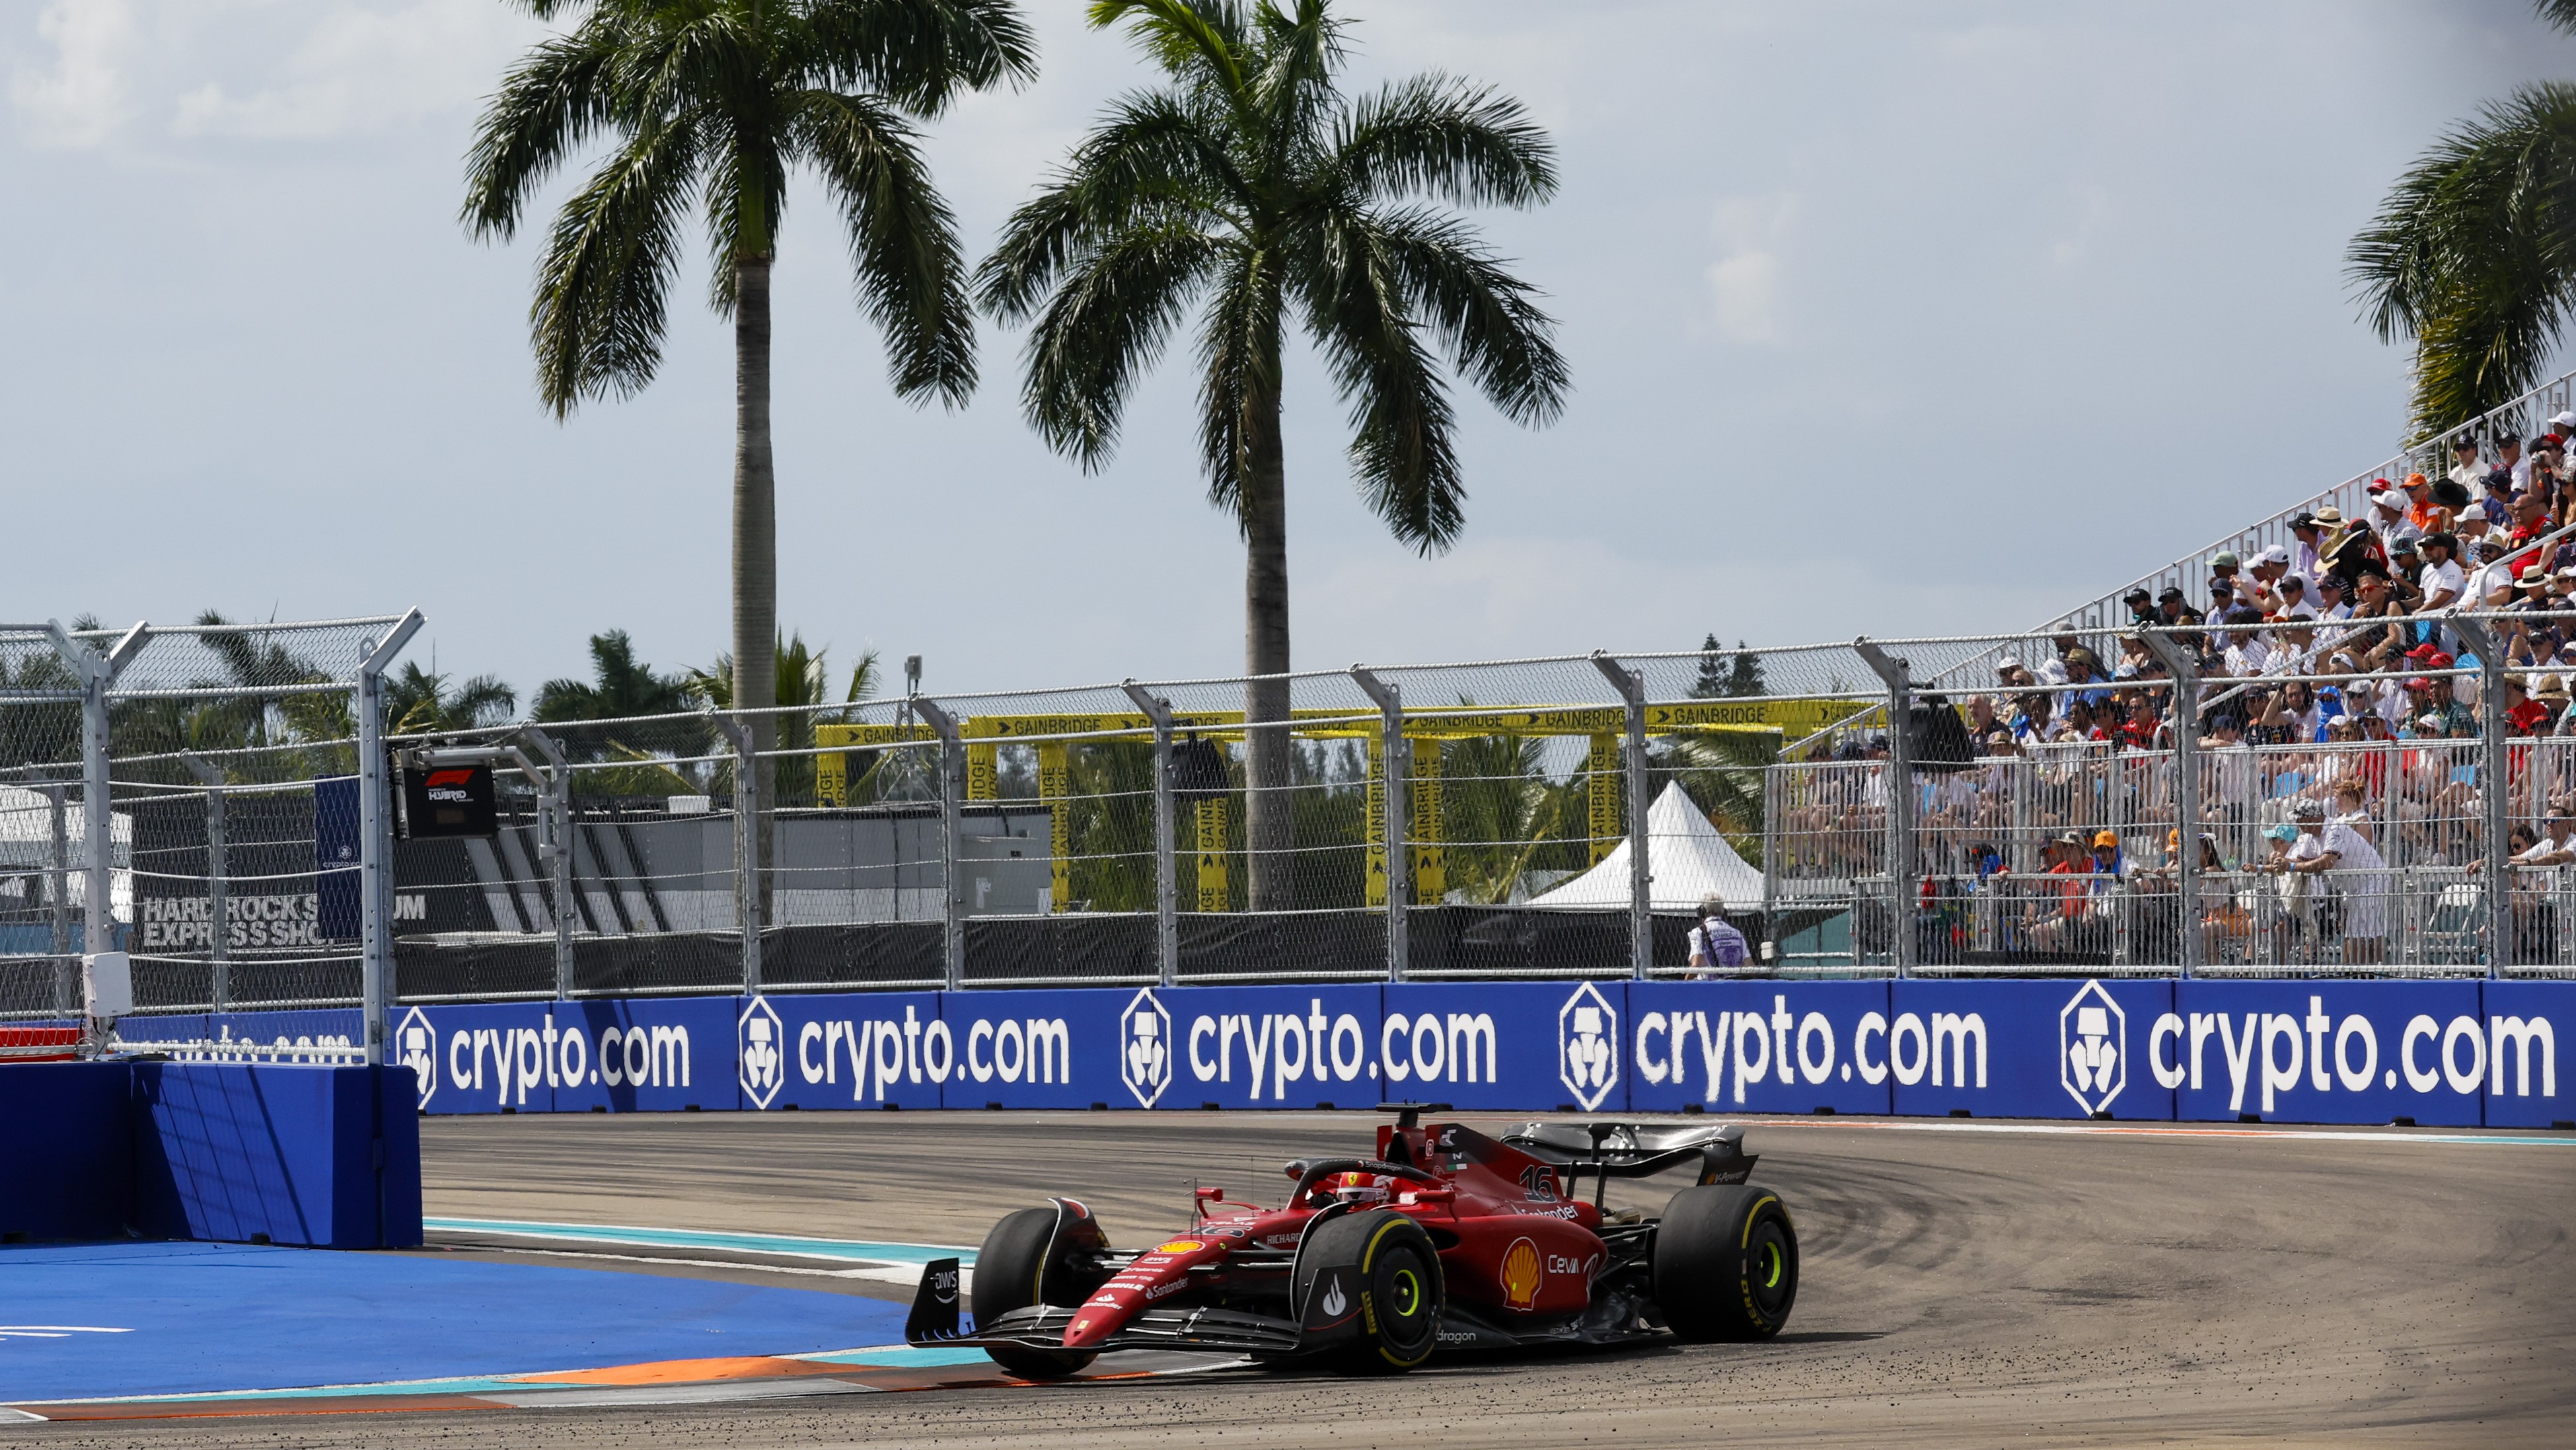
[914,696,966,991]
[2140,633,2201,976]
[1853,640,1915,977]
[1121,682,1180,987]
[182,755,229,1013]
[45,620,144,1049]
[1350,669,1409,981]
[44,783,71,1016]
[1591,654,1650,980]
[2452,618,2509,977]
[1760,763,1781,966]
[355,612,419,1063]
[518,727,574,999]
[706,711,763,992]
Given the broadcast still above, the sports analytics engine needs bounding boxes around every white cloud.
[13,0,138,149]
[1706,194,1794,344]
[170,0,532,141]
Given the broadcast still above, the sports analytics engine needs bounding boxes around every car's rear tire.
[973,1206,1101,1379]
[1296,1209,1444,1373]
[1653,1184,1798,1340]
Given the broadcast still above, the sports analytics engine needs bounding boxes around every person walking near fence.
[1687,897,1749,978]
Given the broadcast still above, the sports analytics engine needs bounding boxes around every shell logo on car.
[1500,1237,1542,1311]
[1152,1239,1206,1254]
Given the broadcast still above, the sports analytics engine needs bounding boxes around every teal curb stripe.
[423,1217,976,1265]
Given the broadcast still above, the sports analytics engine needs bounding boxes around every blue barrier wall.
[0,1063,422,1248]
[110,979,2576,1130]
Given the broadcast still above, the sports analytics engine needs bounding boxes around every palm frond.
[531,114,703,415]
[1331,74,1556,210]
[1195,247,1283,515]
[1363,204,1566,428]
[799,0,1040,113]
[795,87,976,404]
[1022,222,1228,469]
[461,21,626,241]
[1299,208,1465,551]
[1087,0,1251,100]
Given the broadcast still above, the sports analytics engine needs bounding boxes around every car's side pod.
[906,1257,966,1343]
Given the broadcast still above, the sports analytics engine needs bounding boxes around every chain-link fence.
[18,603,2576,1036]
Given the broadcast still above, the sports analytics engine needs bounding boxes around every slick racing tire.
[1297,1209,1445,1373]
[1653,1184,1798,1341]
[973,1206,1101,1380]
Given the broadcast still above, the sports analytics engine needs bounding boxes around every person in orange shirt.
[2402,473,2443,533]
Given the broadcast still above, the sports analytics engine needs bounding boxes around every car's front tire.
[1297,1209,1445,1373]
[973,1205,1101,1379]
[1653,1184,1798,1340]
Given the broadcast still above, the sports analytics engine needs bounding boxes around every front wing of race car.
[904,1255,1369,1359]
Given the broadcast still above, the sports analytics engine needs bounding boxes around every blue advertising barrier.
[936,987,1134,1109]
[151,977,2567,1129]
[740,991,945,1112]
[2480,981,2573,1127]
[1379,982,1624,1113]
[131,1063,423,1248]
[0,1063,419,1249]
[1156,985,1384,1110]
[2171,980,2487,1126]
[1628,981,1895,1116]
[1886,979,2178,1121]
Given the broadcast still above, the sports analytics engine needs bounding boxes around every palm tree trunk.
[732,252,778,932]
[1243,384,1294,912]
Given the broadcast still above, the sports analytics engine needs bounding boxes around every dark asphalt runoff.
[26,1110,2575,1448]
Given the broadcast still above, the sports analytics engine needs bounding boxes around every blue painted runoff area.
[0,1240,910,1404]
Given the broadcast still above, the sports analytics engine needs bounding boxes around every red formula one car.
[905,1108,1798,1377]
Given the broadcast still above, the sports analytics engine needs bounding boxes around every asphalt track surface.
[24,1110,2576,1448]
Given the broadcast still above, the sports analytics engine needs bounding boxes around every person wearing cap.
[2415,531,2466,619]
[2274,794,2387,963]
[2154,586,2205,634]
[2449,434,2486,494]
[1685,896,1749,977]
[2288,512,2332,584]
[2413,654,2477,737]
[2500,672,2552,736]
[2493,434,2529,492]
[2462,528,2515,609]
[2478,465,2517,527]
[2034,623,2083,689]
[2206,553,2244,615]
[2365,485,2423,553]
[2310,571,2355,624]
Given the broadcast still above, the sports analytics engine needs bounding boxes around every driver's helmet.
[1329,1170,1391,1205]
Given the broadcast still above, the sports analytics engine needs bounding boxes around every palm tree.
[688,629,879,804]
[462,0,1035,854]
[2347,1,2576,436]
[384,664,518,736]
[979,0,1567,910]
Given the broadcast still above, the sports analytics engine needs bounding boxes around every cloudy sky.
[4,1,2568,700]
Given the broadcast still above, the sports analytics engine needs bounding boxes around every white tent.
[1529,781,1765,913]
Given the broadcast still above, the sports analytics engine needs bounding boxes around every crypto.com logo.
[396,1006,438,1109]
[738,995,786,1109]
[2060,979,2126,1116]
[1122,987,1171,1108]
[1558,983,1619,1111]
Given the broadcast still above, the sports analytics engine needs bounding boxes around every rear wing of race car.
[1498,1121,1757,1187]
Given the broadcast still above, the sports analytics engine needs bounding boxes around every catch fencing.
[17,611,2576,1067]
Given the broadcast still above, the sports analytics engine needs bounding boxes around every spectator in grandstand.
[2497,434,2529,491]
[2289,512,2332,583]
[2122,587,2156,627]
[2500,673,2552,736]
[2464,531,2515,609]
[2387,537,2427,609]
[2409,661,2478,737]
[2367,484,2423,553]
[2221,609,2271,677]
[2207,553,2244,614]
[2155,586,2203,632]
[2312,572,2354,622]
[2507,484,2549,546]
[2274,573,2315,621]
[1964,693,2011,752]
[2540,674,2573,726]
[2480,468,2516,527]
[2417,533,2467,652]
[2037,624,2083,686]
[1686,897,1749,976]
[2010,685,2055,744]
[2275,794,2388,964]
[2403,473,2444,533]
[2449,434,2486,493]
